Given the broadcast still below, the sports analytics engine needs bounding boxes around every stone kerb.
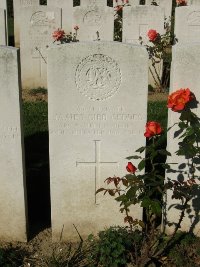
[20,6,62,89]
[0,46,27,242]
[73,5,114,41]
[0,9,7,45]
[175,6,200,43]
[165,44,200,235]
[13,0,40,48]
[47,41,148,241]
[47,0,73,34]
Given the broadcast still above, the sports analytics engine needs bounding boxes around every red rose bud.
[167,88,194,112]
[144,121,163,138]
[74,25,79,31]
[126,162,137,173]
[147,29,158,42]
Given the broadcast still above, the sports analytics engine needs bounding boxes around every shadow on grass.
[24,131,51,240]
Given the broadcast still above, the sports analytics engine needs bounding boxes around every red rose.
[144,121,163,138]
[147,29,158,42]
[126,162,137,173]
[176,0,187,6]
[167,88,194,112]
[52,29,65,41]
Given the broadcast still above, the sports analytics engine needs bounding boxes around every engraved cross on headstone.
[76,140,119,204]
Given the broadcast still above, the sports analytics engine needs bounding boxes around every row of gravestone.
[0,40,200,242]
[1,0,199,91]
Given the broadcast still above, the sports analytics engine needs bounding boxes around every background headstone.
[48,42,148,241]
[123,6,164,44]
[13,0,40,48]
[0,9,7,45]
[0,46,27,242]
[73,4,114,41]
[189,0,200,5]
[175,6,200,44]
[0,0,7,45]
[165,44,200,235]
[20,6,61,89]
[113,0,140,7]
[47,0,73,34]
[123,5,164,87]
[146,0,172,19]
[81,0,107,7]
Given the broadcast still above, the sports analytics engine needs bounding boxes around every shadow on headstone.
[24,131,51,240]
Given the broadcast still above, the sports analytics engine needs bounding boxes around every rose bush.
[97,88,200,266]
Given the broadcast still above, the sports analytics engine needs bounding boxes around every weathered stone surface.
[123,5,164,88]
[81,0,107,7]
[113,0,140,7]
[20,6,61,89]
[146,0,172,19]
[0,9,6,45]
[0,46,27,242]
[123,5,164,44]
[13,0,39,47]
[175,6,200,43]
[165,44,200,236]
[48,42,148,241]
[47,0,73,34]
[73,5,114,41]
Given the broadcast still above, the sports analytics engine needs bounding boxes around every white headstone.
[0,9,7,45]
[165,44,200,235]
[123,5,164,87]
[73,4,114,41]
[81,0,107,7]
[175,6,200,44]
[0,46,27,242]
[13,0,40,48]
[47,0,73,34]
[0,0,7,45]
[146,0,172,19]
[113,0,140,7]
[20,6,62,89]
[48,42,148,241]
[189,0,200,5]
[123,6,164,44]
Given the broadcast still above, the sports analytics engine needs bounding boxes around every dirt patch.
[22,89,48,102]
[148,92,168,102]
[22,89,168,103]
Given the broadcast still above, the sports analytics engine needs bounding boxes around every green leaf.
[138,160,145,171]
[96,188,105,194]
[151,201,162,215]
[136,147,146,153]
[158,149,171,156]
[126,155,142,160]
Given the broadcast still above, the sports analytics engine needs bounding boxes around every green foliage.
[148,101,168,132]
[23,102,48,137]
[88,226,142,267]
[0,247,28,267]
[168,233,200,267]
